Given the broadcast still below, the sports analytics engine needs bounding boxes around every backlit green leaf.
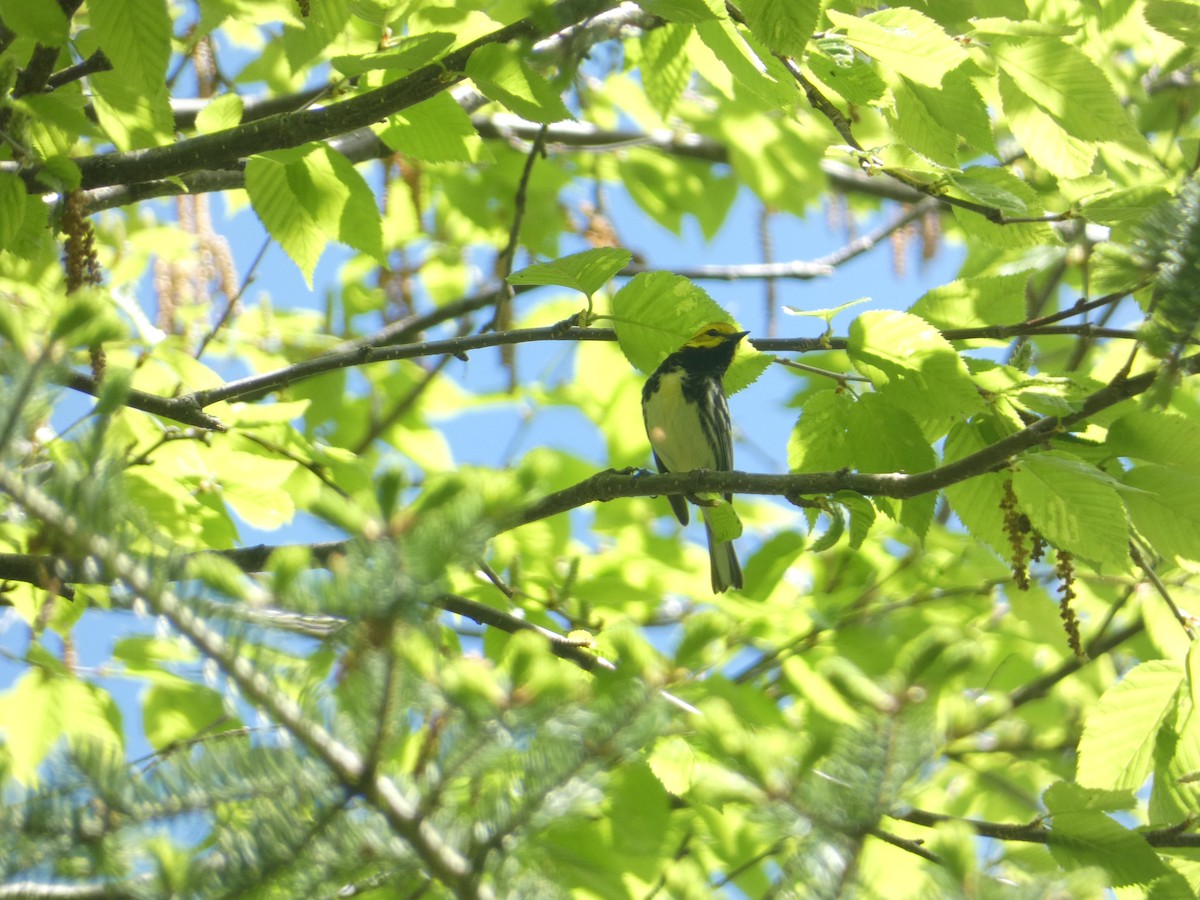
[90,0,171,91]
[331,32,454,76]
[466,44,572,124]
[1012,451,1128,569]
[825,7,968,87]
[1077,660,1183,791]
[509,248,632,297]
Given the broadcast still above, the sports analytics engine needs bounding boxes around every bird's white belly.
[644,369,715,473]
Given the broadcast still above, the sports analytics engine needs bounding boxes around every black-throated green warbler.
[641,321,748,593]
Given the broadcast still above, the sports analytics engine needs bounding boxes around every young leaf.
[331,32,454,76]
[0,172,27,252]
[1121,465,1200,563]
[508,248,632,297]
[379,93,487,163]
[825,7,968,87]
[90,0,171,93]
[466,44,572,124]
[1012,451,1129,569]
[1076,660,1184,791]
[848,309,984,435]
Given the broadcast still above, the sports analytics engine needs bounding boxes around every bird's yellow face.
[682,321,747,350]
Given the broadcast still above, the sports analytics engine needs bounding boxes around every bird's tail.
[703,518,743,593]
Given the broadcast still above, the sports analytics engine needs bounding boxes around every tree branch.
[893,808,1200,848]
[187,323,616,408]
[507,353,1200,529]
[0,472,490,900]
[16,0,619,194]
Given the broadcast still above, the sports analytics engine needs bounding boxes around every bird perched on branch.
[641,321,747,593]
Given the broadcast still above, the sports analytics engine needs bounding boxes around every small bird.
[641,321,748,593]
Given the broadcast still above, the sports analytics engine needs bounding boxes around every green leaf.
[838,491,877,549]
[849,394,937,537]
[889,74,994,164]
[636,0,723,22]
[89,68,174,150]
[640,23,694,119]
[737,0,819,56]
[825,7,968,87]
[194,94,245,134]
[909,274,1028,332]
[610,271,769,394]
[322,147,385,262]
[143,681,230,750]
[0,171,27,252]
[246,152,326,286]
[702,496,742,543]
[0,668,123,786]
[887,78,961,165]
[998,69,1097,178]
[508,248,632,297]
[1079,185,1174,230]
[1144,0,1200,44]
[788,389,852,472]
[1045,781,1169,886]
[331,32,454,76]
[990,36,1147,149]
[695,19,793,108]
[740,530,806,601]
[808,504,845,553]
[608,762,672,857]
[1045,780,1138,814]
[245,146,384,285]
[1122,465,1200,563]
[379,92,486,163]
[806,41,887,105]
[647,735,697,795]
[782,655,860,725]
[1012,451,1129,569]
[847,309,984,436]
[1077,660,1184,791]
[282,0,351,72]
[949,166,1059,249]
[943,420,1018,555]
[89,0,172,93]
[619,148,738,239]
[0,0,69,44]
[466,43,572,124]
[1108,411,1200,473]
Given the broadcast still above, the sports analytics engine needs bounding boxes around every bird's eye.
[707,329,720,336]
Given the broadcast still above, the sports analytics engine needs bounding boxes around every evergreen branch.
[0,541,696,712]
[0,473,488,900]
[0,878,154,899]
[14,0,620,194]
[893,808,1200,848]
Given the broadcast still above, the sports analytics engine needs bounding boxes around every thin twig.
[893,807,1200,848]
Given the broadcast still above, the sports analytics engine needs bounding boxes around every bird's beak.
[733,330,750,342]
